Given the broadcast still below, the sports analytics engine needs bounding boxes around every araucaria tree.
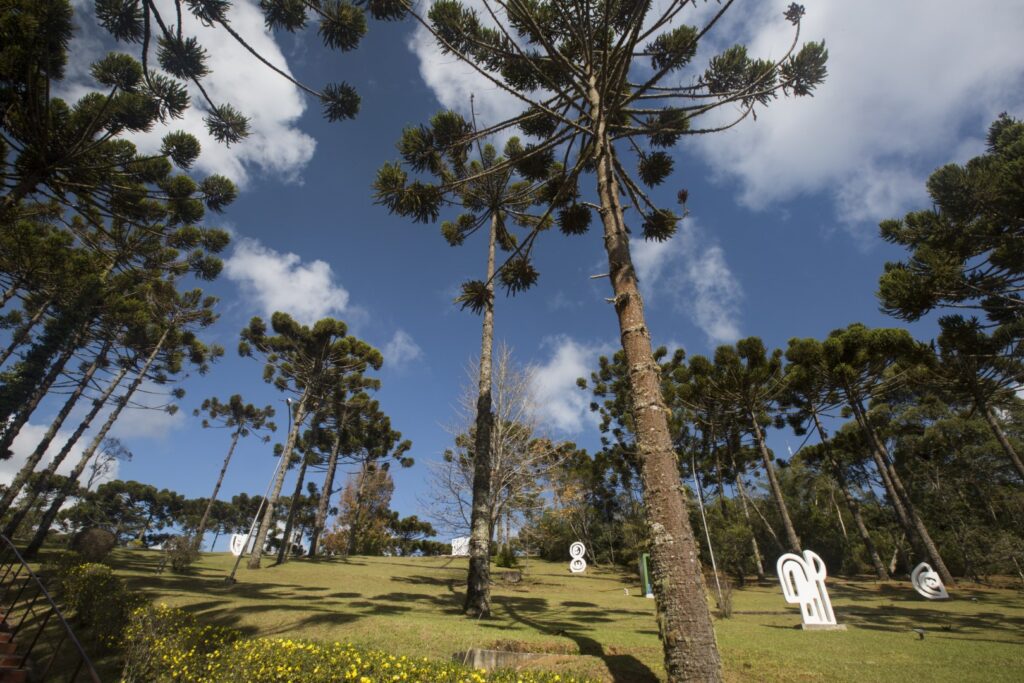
[192,395,276,549]
[238,313,384,569]
[374,2,826,677]
[376,125,550,616]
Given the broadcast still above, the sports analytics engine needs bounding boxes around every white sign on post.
[569,542,587,573]
[911,562,949,600]
[451,537,470,557]
[229,534,249,557]
[777,550,838,628]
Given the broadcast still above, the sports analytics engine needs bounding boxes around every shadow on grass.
[499,595,659,683]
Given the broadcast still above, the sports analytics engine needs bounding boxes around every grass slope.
[109,550,1024,682]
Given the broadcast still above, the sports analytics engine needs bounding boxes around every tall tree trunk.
[748,412,801,552]
[590,95,721,680]
[24,329,169,558]
[194,427,242,550]
[727,437,765,580]
[809,411,888,580]
[310,415,347,557]
[276,452,310,564]
[0,297,51,368]
[136,512,154,544]
[848,396,954,586]
[0,335,80,456]
[464,213,497,618]
[0,341,109,516]
[839,478,888,580]
[981,403,1024,481]
[248,394,308,569]
[3,362,129,538]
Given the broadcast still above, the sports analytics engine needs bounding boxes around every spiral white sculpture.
[777,549,837,627]
[911,562,949,600]
[569,542,587,573]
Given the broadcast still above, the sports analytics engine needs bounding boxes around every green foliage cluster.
[54,562,145,648]
[161,535,200,573]
[69,527,117,562]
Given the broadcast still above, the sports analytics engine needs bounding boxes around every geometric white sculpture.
[777,549,837,627]
[229,533,248,557]
[911,562,949,600]
[451,537,470,557]
[569,542,587,574]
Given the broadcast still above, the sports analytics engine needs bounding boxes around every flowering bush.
[118,604,594,682]
[120,603,239,682]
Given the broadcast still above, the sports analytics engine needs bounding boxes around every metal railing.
[0,534,101,681]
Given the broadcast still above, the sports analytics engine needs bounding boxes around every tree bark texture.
[276,451,310,564]
[0,336,80,457]
[0,341,109,516]
[848,396,954,585]
[982,403,1024,481]
[749,412,801,553]
[309,428,344,557]
[590,96,722,679]
[464,213,497,618]
[25,329,169,557]
[809,411,889,580]
[249,394,308,569]
[3,363,129,538]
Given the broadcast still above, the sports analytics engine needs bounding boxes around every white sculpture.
[569,542,587,573]
[451,537,470,557]
[911,562,949,600]
[777,550,838,627]
[229,534,248,557]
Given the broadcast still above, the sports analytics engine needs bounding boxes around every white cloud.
[224,238,351,323]
[689,0,1024,235]
[65,0,316,186]
[407,1,530,134]
[383,330,424,369]
[528,336,613,435]
[631,220,743,346]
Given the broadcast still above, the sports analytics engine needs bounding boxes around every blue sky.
[7,1,1024,547]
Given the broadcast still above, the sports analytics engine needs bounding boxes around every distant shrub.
[69,527,116,562]
[496,543,518,568]
[160,536,199,573]
[59,563,143,647]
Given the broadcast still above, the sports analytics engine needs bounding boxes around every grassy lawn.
[100,549,1023,682]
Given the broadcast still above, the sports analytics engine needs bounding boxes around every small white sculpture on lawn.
[229,534,248,557]
[569,542,587,573]
[911,562,949,600]
[451,536,470,557]
[777,549,837,627]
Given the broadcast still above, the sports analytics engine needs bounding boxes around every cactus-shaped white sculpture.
[569,542,587,573]
[777,550,837,627]
[911,562,949,599]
